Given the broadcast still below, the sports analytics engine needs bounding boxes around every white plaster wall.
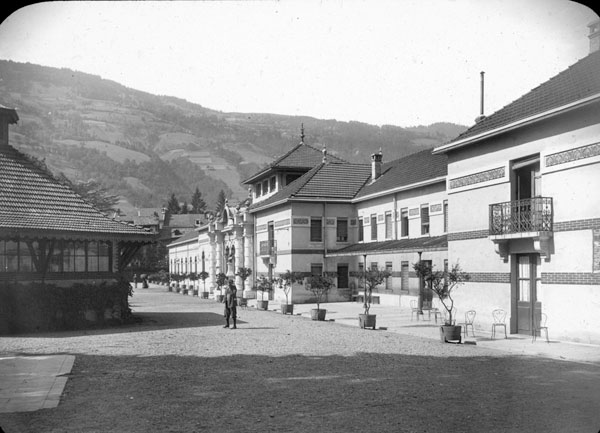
[451,238,508,273]
[449,183,508,233]
[541,283,600,344]
[545,230,593,273]
[453,282,512,332]
[544,163,600,223]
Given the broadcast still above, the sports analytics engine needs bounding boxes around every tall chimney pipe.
[480,71,485,116]
[475,71,486,123]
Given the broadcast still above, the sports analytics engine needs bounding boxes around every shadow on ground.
[0,351,599,433]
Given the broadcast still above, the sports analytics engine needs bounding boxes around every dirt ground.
[1,286,599,432]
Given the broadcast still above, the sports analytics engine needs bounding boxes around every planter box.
[440,325,462,343]
[281,303,294,315]
[311,308,327,321]
[358,313,376,329]
[201,292,209,299]
[257,300,269,310]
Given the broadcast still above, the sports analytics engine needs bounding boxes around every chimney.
[322,147,328,164]
[475,71,486,123]
[371,150,383,181]
[588,19,600,54]
[0,105,19,148]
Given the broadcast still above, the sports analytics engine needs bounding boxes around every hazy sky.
[0,0,598,127]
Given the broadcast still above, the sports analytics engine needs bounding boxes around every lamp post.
[417,251,423,314]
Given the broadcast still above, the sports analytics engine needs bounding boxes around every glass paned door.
[516,254,540,334]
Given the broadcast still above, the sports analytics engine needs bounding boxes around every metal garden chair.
[491,309,507,339]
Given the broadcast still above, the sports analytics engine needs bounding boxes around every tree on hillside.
[56,174,119,214]
[191,187,206,214]
[167,193,181,214]
[214,189,227,215]
[181,201,189,214]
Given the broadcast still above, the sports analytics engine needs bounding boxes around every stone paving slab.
[0,354,75,413]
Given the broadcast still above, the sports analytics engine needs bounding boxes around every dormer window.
[256,183,262,197]
[262,179,269,194]
[269,176,276,192]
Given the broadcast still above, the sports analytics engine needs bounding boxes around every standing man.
[223,278,238,329]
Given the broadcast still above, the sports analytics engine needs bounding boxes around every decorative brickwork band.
[594,229,600,272]
[554,218,600,232]
[430,203,442,213]
[449,167,505,190]
[466,272,511,283]
[274,219,290,228]
[449,218,600,242]
[447,230,489,241]
[545,142,600,167]
[542,272,600,285]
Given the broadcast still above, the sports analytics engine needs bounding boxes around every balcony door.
[512,156,541,231]
[515,254,541,335]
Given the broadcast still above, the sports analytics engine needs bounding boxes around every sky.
[0,0,598,127]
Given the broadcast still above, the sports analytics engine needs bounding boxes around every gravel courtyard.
[1,285,599,432]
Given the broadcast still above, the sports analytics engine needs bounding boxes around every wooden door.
[516,254,541,335]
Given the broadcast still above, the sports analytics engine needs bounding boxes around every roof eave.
[433,93,600,154]
[353,176,447,202]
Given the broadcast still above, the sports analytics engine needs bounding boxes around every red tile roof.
[447,50,600,145]
[250,162,371,212]
[355,149,447,199]
[0,145,154,240]
[243,142,345,184]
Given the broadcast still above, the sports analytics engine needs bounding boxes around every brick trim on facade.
[466,272,511,283]
[448,218,600,241]
[542,272,600,285]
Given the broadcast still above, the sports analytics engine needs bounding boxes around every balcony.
[259,240,277,257]
[489,197,553,235]
[489,197,553,260]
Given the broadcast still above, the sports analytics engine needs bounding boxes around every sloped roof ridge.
[449,50,600,144]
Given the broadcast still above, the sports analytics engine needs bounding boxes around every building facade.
[433,22,600,343]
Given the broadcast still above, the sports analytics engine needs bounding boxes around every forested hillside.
[0,60,467,214]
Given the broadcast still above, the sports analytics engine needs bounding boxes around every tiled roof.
[327,235,448,257]
[447,50,600,144]
[250,162,371,212]
[167,213,207,228]
[243,142,345,184]
[167,229,198,247]
[0,145,154,240]
[355,149,447,199]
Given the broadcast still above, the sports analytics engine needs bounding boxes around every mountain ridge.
[0,59,467,214]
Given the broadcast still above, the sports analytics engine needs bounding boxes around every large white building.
[168,20,600,343]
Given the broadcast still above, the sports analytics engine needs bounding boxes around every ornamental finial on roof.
[300,123,305,144]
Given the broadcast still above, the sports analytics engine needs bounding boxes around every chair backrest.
[465,310,476,324]
[410,299,418,309]
[540,312,548,327]
[492,309,506,324]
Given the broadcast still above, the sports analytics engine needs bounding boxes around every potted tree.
[413,261,471,343]
[181,273,189,295]
[198,271,209,298]
[352,268,391,330]
[215,272,228,302]
[276,270,304,315]
[235,267,252,308]
[254,275,273,310]
[188,272,198,296]
[305,273,335,321]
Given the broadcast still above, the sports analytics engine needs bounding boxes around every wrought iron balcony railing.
[259,240,277,256]
[489,197,553,236]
